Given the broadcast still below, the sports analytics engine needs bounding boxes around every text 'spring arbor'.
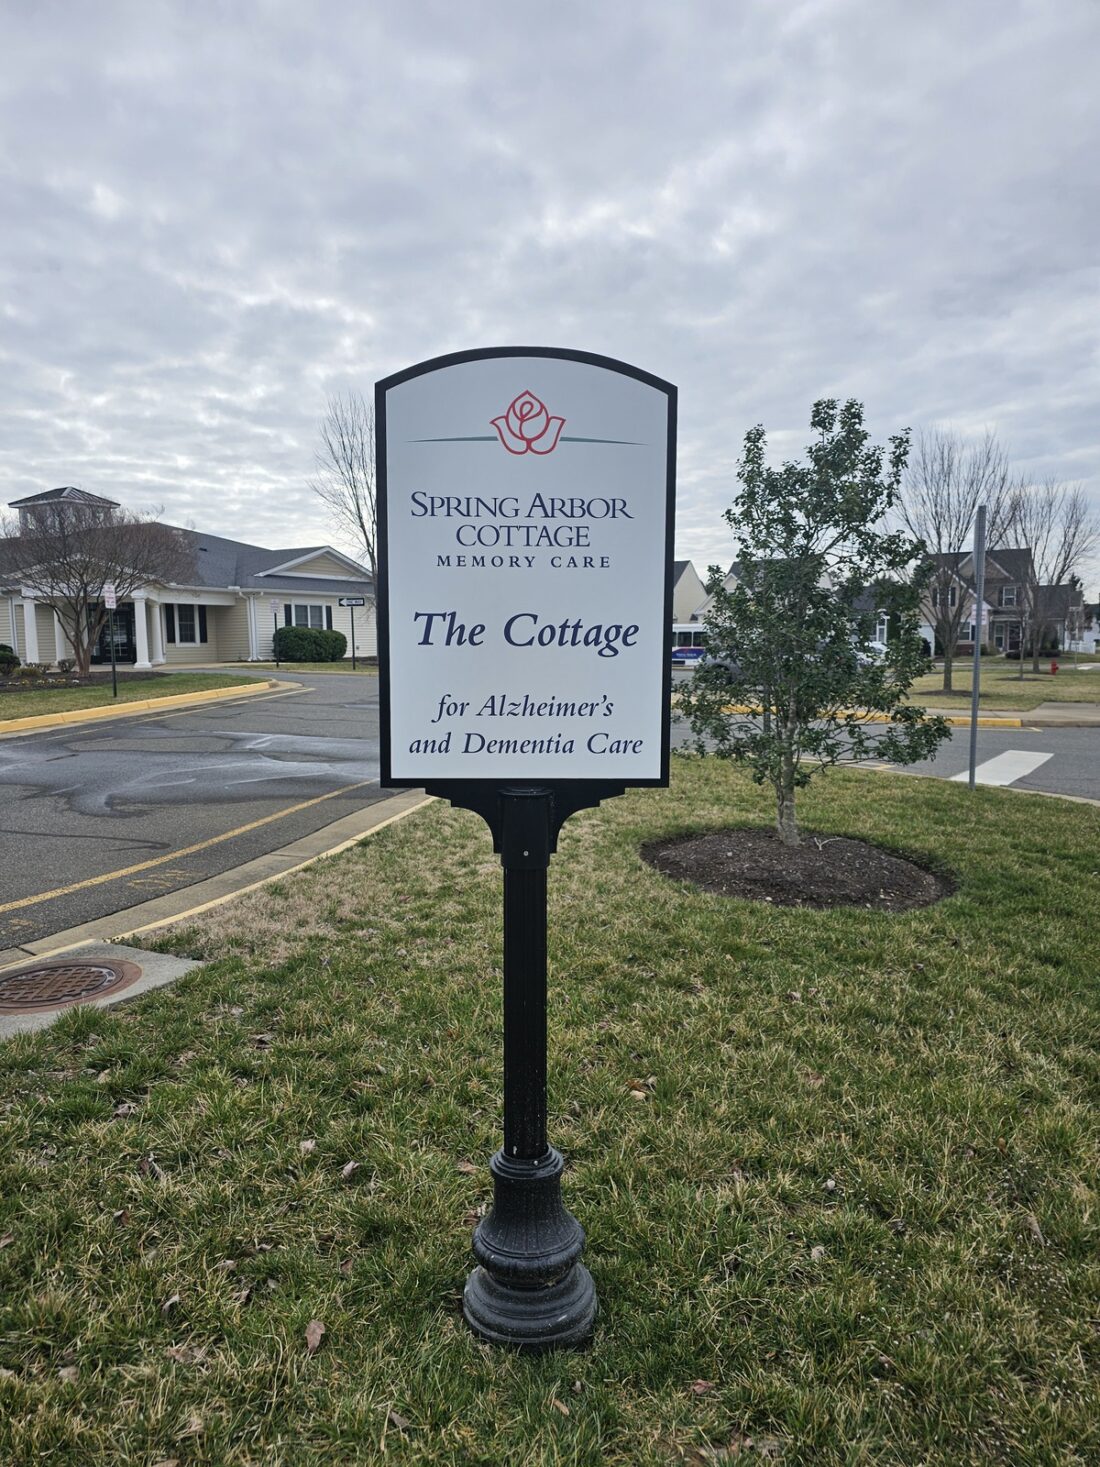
[376,347,676,1349]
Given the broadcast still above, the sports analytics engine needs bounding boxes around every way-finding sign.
[376,347,676,786]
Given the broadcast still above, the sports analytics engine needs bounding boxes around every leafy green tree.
[680,400,949,846]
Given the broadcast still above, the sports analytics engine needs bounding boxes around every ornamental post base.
[463,1147,596,1351]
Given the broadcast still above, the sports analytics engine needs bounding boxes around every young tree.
[0,499,194,674]
[1008,479,1099,673]
[309,392,377,583]
[897,428,1015,691]
[680,400,950,847]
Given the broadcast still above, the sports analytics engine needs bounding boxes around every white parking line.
[950,749,1053,786]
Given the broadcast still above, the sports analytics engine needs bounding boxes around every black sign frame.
[374,346,677,1352]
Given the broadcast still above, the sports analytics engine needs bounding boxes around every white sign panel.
[103,583,117,610]
[378,348,675,785]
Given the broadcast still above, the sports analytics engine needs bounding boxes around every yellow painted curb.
[0,678,279,735]
[716,702,1022,728]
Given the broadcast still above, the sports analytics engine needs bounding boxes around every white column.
[20,600,40,663]
[53,608,73,663]
[132,595,152,670]
[150,600,165,664]
[246,596,259,661]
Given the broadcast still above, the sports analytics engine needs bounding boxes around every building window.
[166,604,207,644]
[932,586,957,609]
[284,604,333,630]
[875,614,889,644]
[1000,585,1017,607]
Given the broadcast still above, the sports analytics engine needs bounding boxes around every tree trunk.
[942,648,953,692]
[776,784,799,846]
[775,736,799,847]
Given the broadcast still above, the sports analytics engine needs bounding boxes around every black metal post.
[273,610,280,669]
[351,607,357,671]
[462,787,596,1350]
[109,608,118,698]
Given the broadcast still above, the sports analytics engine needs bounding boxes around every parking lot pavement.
[0,672,385,949]
[882,724,1100,800]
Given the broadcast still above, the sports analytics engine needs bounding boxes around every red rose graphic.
[490,391,566,455]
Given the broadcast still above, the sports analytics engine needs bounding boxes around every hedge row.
[272,626,347,662]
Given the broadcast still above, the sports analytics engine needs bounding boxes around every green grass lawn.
[0,760,1097,1464]
[910,658,1100,710]
[0,673,266,720]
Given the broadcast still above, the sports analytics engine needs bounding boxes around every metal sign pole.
[968,504,987,791]
[351,606,357,670]
[273,606,280,669]
[109,608,118,698]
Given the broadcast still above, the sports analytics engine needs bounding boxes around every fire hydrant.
[1051,660,1059,675]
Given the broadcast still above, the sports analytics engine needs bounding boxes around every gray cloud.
[1,0,1097,584]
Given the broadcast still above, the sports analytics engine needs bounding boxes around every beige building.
[1,488,375,668]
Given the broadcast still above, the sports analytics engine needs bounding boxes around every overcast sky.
[2,1,1097,584]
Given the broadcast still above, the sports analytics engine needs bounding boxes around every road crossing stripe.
[949,750,1053,786]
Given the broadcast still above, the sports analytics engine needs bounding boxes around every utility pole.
[967,506,986,790]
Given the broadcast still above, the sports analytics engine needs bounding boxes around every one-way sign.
[339,596,366,607]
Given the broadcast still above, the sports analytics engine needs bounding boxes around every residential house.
[919,547,1084,654]
[670,559,707,622]
[0,488,375,668]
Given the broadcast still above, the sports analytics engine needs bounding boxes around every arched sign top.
[376,346,677,788]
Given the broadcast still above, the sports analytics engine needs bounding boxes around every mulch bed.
[642,827,953,911]
[0,670,171,692]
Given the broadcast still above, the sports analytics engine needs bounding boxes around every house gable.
[258,547,368,580]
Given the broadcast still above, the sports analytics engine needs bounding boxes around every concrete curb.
[0,678,280,736]
[718,701,1024,729]
[0,789,433,974]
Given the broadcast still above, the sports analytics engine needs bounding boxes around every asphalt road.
[0,672,384,949]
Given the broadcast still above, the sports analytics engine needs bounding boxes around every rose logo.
[490,391,565,455]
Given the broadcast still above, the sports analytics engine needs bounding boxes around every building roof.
[9,486,119,509]
[168,527,372,592]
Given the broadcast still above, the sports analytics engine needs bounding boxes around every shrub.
[273,625,347,662]
[56,658,75,673]
[17,663,47,678]
[0,645,19,675]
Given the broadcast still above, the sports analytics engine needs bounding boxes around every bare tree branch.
[0,500,195,673]
[897,428,1015,690]
[1008,478,1099,671]
[308,393,377,583]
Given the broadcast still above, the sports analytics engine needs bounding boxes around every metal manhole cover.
[0,958,143,1013]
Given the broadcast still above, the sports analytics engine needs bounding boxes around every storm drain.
[0,958,143,1014]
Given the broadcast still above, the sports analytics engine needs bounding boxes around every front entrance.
[90,603,136,665]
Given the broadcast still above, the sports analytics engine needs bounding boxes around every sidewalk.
[922,701,1100,727]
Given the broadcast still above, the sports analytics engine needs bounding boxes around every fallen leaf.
[338,1257,353,1276]
[0,1367,15,1380]
[211,1258,237,1274]
[177,1414,203,1439]
[386,1409,411,1431]
[250,1033,274,1049]
[455,1160,479,1175]
[0,1232,13,1249]
[810,1246,826,1262]
[56,1365,79,1384]
[264,1276,278,1292]
[340,1160,361,1182]
[230,1286,252,1306]
[151,1459,180,1467]
[1025,1212,1046,1246]
[571,1379,583,1394]
[96,1069,111,1084]
[138,1155,166,1181]
[786,990,802,1003]
[551,1397,570,1416]
[112,1209,130,1227]
[689,1379,715,1394]
[112,1101,138,1118]
[160,1293,181,1315]
[165,1344,206,1365]
[629,1088,648,1101]
[299,1139,316,1156]
[305,1318,325,1354]
[823,1178,837,1192]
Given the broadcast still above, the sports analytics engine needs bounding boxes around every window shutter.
[198,606,208,643]
[284,604,292,626]
[325,605,333,630]
[166,605,176,643]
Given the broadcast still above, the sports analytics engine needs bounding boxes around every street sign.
[378,348,674,785]
[103,583,117,610]
[376,347,676,1353]
[338,596,366,607]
